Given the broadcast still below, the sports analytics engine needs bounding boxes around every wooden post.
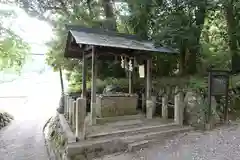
[146,58,153,119]
[82,52,87,98]
[90,46,97,125]
[76,98,86,139]
[129,71,132,94]
[162,94,168,119]
[146,59,152,99]
[141,93,145,112]
[152,96,157,116]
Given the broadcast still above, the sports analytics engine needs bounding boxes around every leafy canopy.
[0,8,30,71]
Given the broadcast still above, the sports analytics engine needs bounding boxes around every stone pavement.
[96,123,240,160]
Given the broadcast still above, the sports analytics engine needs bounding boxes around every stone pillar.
[90,46,97,125]
[76,98,86,140]
[69,98,73,125]
[162,94,168,119]
[174,87,184,126]
[72,101,76,128]
[146,58,153,119]
[66,96,70,120]
[63,95,67,114]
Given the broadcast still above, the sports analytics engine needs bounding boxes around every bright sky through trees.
[0,3,52,54]
[0,3,53,81]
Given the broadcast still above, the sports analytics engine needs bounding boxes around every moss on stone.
[0,111,13,130]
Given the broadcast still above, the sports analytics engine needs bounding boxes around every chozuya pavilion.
[61,25,190,159]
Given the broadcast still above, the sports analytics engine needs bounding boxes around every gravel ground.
[97,123,240,160]
[0,119,49,160]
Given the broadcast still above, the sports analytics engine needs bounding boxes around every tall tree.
[224,0,239,65]
[153,0,208,75]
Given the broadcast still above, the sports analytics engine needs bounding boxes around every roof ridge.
[65,24,141,40]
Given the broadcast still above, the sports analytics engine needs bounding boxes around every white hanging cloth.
[139,65,145,78]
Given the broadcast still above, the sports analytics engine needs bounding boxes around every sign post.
[208,69,230,123]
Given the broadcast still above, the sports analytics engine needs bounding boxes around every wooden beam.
[146,58,153,119]
[64,49,82,58]
[90,45,97,125]
[129,71,132,94]
[81,52,87,98]
[146,58,152,100]
[84,45,93,51]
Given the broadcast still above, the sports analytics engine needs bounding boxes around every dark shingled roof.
[66,25,178,54]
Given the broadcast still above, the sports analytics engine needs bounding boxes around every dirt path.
[96,124,240,160]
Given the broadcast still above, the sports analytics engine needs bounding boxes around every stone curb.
[42,116,59,160]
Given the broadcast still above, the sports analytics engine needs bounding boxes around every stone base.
[67,124,192,160]
[96,94,138,118]
[128,140,149,152]
[96,114,143,125]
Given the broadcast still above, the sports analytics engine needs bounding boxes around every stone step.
[126,126,192,152]
[87,123,178,140]
[67,126,192,158]
[123,126,192,144]
[128,140,149,152]
[96,114,144,125]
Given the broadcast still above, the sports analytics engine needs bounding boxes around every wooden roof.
[64,25,178,58]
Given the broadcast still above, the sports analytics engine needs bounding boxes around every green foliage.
[0,9,30,72]
[11,0,240,95]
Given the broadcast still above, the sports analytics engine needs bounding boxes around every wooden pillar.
[151,96,157,116]
[141,93,145,112]
[162,94,168,119]
[129,71,132,94]
[146,59,152,99]
[146,58,153,119]
[90,46,97,125]
[82,52,87,98]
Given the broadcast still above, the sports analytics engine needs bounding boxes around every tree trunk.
[179,40,187,76]
[225,0,238,59]
[186,1,206,74]
[102,0,117,31]
[59,67,64,94]
[87,0,94,18]
[126,1,151,40]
